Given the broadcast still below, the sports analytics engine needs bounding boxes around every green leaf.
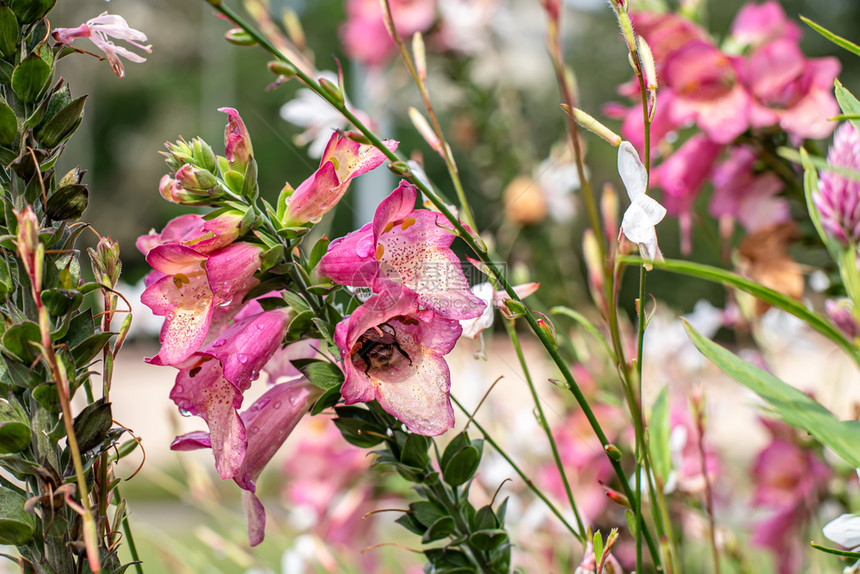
[0,60,12,85]
[442,444,482,487]
[798,148,844,264]
[46,184,88,221]
[411,500,447,528]
[34,94,86,148]
[400,433,430,469]
[32,383,59,413]
[683,320,860,467]
[72,398,112,453]
[8,0,54,24]
[421,516,455,543]
[298,360,344,391]
[473,505,498,531]
[3,321,41,363]
[11,54,50,103]
[470,528,508,551]
[0,6,17,59]
[801,16,860,58]
[649,386,672,484]
[0,399,28,454]
[333,405,385,448]
[41,288,83,316]
[0,102,16,147]
[551,306,617,363]
[0,488,35,545]
[395,513,426,535]
[310,385,341,415]
[810,541,860,559]
[637,257,860,368]
[307,235,330,271]
[71,331,113,366]
[593,530,604,565]
[282,290,311,314]
[835,79,860,135]
[441,432,470,470]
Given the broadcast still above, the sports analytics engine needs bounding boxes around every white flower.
[279,71,348,159]
[823,513,860,550]
[618,141,666,264]
[52,12,150,79]
[459,281,540,339]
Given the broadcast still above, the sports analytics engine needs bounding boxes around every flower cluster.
[319,182,485,435]
[608,1,840,249]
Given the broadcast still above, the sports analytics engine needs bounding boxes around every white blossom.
[618,141,666,264]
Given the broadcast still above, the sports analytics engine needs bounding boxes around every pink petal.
[205,242,263,305]
[287,160,342,224]
[142,271,213,365]
[145,243,207,275]
[317,223,377,285]
[170,431,212,450]
[372,181,418,244]
[243,491,266,547]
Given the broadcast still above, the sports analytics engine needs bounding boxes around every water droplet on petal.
[212,339,226,347]
[272,400,282,410]
[237,354,248,364]
[249,426,259,434]
[179,408,193,418]
[250,369,259,381]
[256,323,266,330]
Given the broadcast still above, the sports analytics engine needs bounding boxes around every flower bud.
[175,164,220,193]
[826,298,860,339]
[535,312,557,348]
[604,443,622,461]
[560,105,622,147]
[225,28,257,46]
[159,175,199,205]
[637,36,658,91]
[191,137,218,173]
[605,489,631,509]
[89,236,121,287]
[15,207,42,292]
[218,107,254,175]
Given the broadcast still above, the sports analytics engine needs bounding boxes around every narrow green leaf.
[835,79,860,135]
[801,16,860,58]
[810,541,860,559]
[634,257,860,367]
[0,6,17,59]
[0,102,16,147]
[683,320,860,467]
[551,306,617,362]
[649,386,672,483]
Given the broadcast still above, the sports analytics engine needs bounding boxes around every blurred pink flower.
[814,122,860,245]
[574,540,623,574]
[340,0,436,67]
[709,146,789,233]
[319,181,485,320]
[136,212,245,260]
[742,39,840,140]
[652,134,722,252]
[629,11,710,77]
[826,298,859,339]
[285,131,398,225]
[662,41,751,144]
[52,12,150,78]
[335,290,461,435]
[751,420,831,574]
[666,402,720,494]
[166,306,294,480]
[139,240,262,366]
[729,1,801,52]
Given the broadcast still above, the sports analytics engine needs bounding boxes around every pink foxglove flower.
[52,12,150,79]
[167,306,294,481]
[742,39,840,140]
[284,131,398,225]
[814,122,860,245]
[173,376,320,546]
[335,290,461,436]
[136,212,245,259]
[140,240,262,365]
[709,146,789,233]
[319,181,485,320]
[729,1,801,52]
[618,141,666,264]
[340,0,436,67]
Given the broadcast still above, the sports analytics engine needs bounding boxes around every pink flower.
[574,541,624,574]
[340,0,436,67]
[742,39,840,140]
[814,122,860,245]
[629,11,710,76]
[666,402,720,494]
[219,107,254,175]
[167,306,295,481]
[826,298,859,339]
[319,181,485,320]
[652,134,722,252]
[140,241,262,365]
[750,420,831,574]
[284,131,398,225]
[334,290,461,435]
[612,91,690,156]
[662,41,751,144]
[173,375,321,546]
[52,12,151,79]
[729,1,801,52]
[136,212,245,259]
[709,146,789,233]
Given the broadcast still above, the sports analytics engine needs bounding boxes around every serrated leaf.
[11,54,50,103]
[684,320,860,467]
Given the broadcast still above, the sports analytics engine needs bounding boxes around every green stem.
[115,486,144,574]
[207,2,660,566]
[504,319,585,540]
[452,396,580,539]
